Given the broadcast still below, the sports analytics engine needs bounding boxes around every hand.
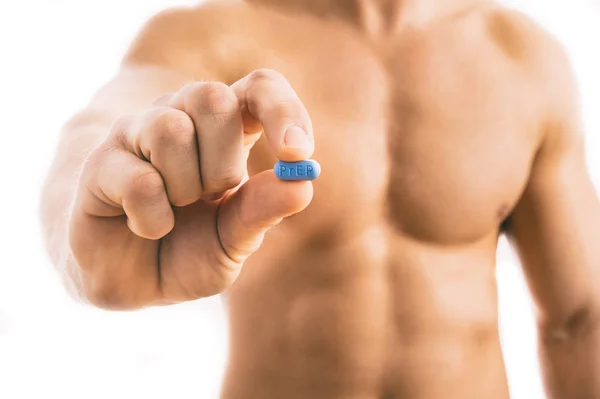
[68,69,315,309]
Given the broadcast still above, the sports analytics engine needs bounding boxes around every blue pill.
[274,160,321,181]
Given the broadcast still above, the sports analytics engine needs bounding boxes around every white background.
[0,1,598,398]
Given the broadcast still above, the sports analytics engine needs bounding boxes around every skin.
[40,0,600,397]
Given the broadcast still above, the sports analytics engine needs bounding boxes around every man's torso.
[144,2,550,397]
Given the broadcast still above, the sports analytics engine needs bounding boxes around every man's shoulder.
[480,5,582,157]
[481,5,578,124]
[123,1,262,82]
[481,5,572,77]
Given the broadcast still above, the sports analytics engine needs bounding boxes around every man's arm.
[507,32,600,398]
[40,6,223,298]
[41,3,313,307]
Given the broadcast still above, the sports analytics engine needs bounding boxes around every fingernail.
[284,126,311,150]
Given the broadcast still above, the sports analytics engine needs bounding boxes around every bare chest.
[221,10,528,398]
[244,13,539,245]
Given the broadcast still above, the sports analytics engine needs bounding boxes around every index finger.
[231,69,314,162]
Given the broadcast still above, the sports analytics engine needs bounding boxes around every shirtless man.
[41,0,600,397]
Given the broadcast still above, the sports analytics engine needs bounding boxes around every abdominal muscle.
[222,223,510,399]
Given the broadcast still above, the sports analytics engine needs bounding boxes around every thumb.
[217,169,314,263]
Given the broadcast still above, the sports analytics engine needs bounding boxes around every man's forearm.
[540,311,600,398]
[40,111,119,298]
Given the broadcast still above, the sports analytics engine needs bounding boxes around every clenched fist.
[68,69,315,309]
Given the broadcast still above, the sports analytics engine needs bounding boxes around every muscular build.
[41,0,600,398]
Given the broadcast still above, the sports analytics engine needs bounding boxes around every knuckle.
[126,169,165,202]
[217,174,244,192]
[109,114,135,139]
[81,141,114,180]
[152,93,174,106]
[267,100,304,122]
[204,168,244,193]
[83,145,105,170]
[246,69,301,118]
[248,68,284,85]
[189,82,238,115]
[148,109,195,146]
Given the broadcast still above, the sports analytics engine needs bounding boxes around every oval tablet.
[274,160,321,181]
